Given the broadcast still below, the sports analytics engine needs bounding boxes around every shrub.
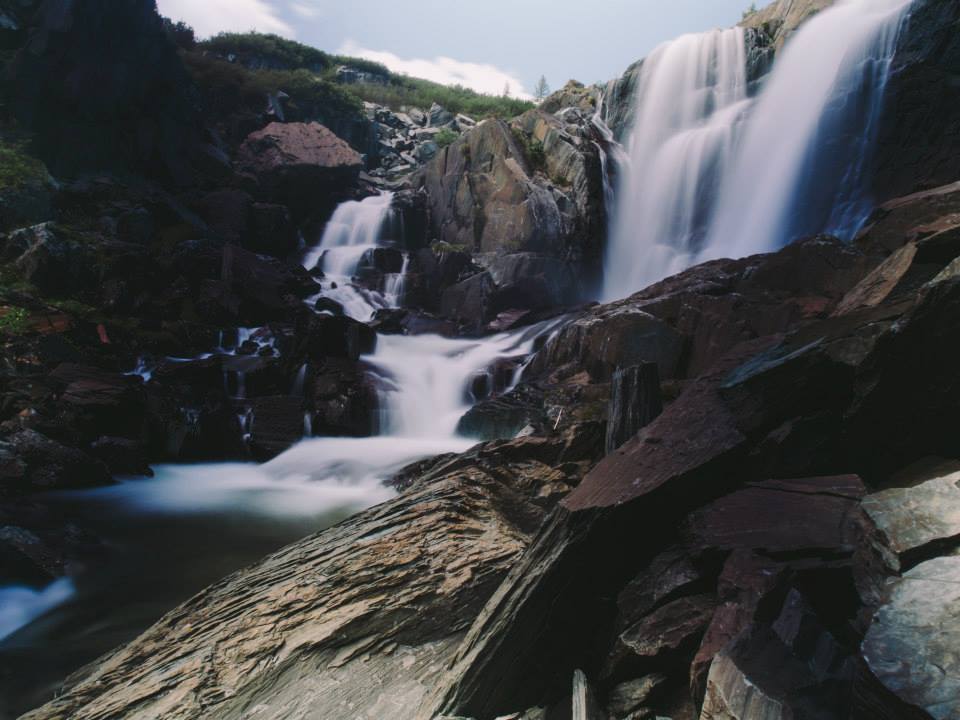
[200,32,332,71]
[434,128,459,148]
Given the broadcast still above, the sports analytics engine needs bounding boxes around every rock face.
[8,0,204,180]
[605,363,662,454]
[414,108,607,296]
[872,0,960,200]
[862,557,960,719]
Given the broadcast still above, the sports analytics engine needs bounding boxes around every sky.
[156,0,758,98]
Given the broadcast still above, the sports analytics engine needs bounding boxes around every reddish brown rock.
[236,122,363,215]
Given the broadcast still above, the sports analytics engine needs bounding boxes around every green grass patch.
[0,306,29,335]
[0,142,48,190]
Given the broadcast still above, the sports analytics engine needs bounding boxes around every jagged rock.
[429,102,455,127]
[605,363,662,454]
[606,674,666,719]
[220,244,316,324]
[456,386,546,441]
[862,556,960,719]
[739,0,834,50]
[294,312,377,361]
[21,445,557,720]
[311,359,379,437]
[873,0,960,200]
[700,589,854,720]
[527,307,683,384]
[860,467,960,573]
[440,272,496,331]
[414,113,605,288]
[246,395,305,460]
[8,223,94,295]
[482,252,581,310]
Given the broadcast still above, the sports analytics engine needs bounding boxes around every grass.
[434,128,459,148]
[0,306,29,335]
[0,142,48,190]
[194,32,534,121]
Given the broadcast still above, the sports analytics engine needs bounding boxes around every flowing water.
[302,192,407,321]
[603,28,750,300]
[700,0,915,262]
[603,0,914,300]
[0,193,566,715]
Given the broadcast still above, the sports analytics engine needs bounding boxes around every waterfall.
[366,318,565,439]
[602,0,915,300]
[700,0,914,262]
[302,192,404,320]
[603,28,750,301]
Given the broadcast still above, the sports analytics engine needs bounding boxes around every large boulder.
[2,430,112,492]
[236,122,363,217]
[414,112,606,294]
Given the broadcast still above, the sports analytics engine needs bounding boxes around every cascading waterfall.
[603,0,915,301]
[302,192,402,320]
[700,0,915,262]
[602,28,750,301]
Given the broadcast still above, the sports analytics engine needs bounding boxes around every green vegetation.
[0,306,29,336]
[742,2,759,19]
[0,142,48,190]
[511,128,547,172]
[191,32,534,121]
[434,128,459,149]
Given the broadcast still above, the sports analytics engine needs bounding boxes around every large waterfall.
[700,0,914,262]
[602,28,750,301]
[603,0,915,301]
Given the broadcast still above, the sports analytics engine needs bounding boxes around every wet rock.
[294,313,377,361]
[9,223,95,295]
[314,296,345,315]
[220,244,316,324]
[856,180,960,255]
[527,306,683,384]
[456,386,546,441]
[4,430,112,491]
[440,272,495,332]
[246,395,305,461]
[572,669,606,720]
[862,556,960,719]
[89,436,152,477]
[311,359,379,437]
[605,363,662,454]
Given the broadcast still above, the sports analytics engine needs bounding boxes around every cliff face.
[872,0,960,198]
[8,0,204,181]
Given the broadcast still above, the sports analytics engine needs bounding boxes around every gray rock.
[607,675,666,718]
[429,102,455,127]
[862,556,960,720]
[407,107,428,126]
[861,467,960,572]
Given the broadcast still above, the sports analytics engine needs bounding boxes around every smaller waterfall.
[302,193,405,321]
[700,0,915,262]
[603,28,750,301]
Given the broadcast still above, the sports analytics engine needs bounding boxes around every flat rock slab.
[863,556,960,719]
[861,470,960,572]
[22,469,543,720]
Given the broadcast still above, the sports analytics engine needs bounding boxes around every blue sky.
[157,0,757,97]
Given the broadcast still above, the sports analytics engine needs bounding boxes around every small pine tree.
[534,75,550,102]
[503,82,510,98]
[742,2,758,19]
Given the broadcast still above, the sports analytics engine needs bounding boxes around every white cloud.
[338,40,531,99]
[289,2,320,19]
[156,0,294,39]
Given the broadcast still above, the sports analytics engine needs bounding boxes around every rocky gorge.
[1,0,960,718]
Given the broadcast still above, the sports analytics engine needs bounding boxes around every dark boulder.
[294,313,377,361]
[440,272,496,333]
[3,430,112,491]
[246,396,305,461]
[220,244,316,324]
